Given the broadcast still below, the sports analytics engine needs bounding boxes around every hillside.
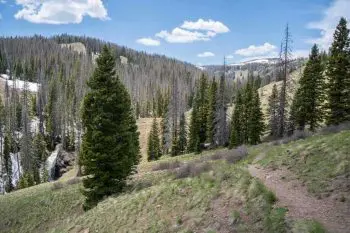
[203,58,305,87]
[1,127,349,233]
[0,35,201,118]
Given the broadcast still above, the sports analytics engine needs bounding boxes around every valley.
[0,2,350,232]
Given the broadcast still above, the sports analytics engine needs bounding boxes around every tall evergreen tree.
[161,94,171,155]
[326,17,350,125]
[229,91,244,148]
[242,81,253,144]
[80,46,140,210]
[3,132,13,192]
[188,94,201,153]
[248,91,265,144]
[214,75,228,146]
[177,113,187,154]
[0,50,7,73]
[32,133,47,183]
[197,74,209,143]
[147,118,161,161]
[292,44,326,131]
[268,84,279,138]
[206,78,217,144]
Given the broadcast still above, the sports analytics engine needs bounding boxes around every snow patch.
[0,74,40,92]
[30,117,40,134]
[229,58,279,66]
[46,144,61,181]
[10,153,22,187]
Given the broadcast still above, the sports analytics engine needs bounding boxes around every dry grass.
[152,160,182,171]
[137,118,162,163]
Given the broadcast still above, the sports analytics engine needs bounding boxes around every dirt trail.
[248,165,350,233]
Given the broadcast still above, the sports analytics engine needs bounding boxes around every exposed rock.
[60,42,87,55]
[52,147,76,180]
[120,55,128,64]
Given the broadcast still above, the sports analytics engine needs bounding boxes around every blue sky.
[0,0,349,65]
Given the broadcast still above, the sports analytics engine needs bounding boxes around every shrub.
[225,145,248,164]
[209,152,223,161]
[51,182,65,190]
[318,121,350,135]
[280,130,313,144]
[152,160,182,171]
[174,162,212,179]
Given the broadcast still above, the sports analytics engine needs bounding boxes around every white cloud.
[306,0,350,50]
[197,51,215,57]
[235,43,277,57]
[293,49,310,59]
[181,18,230,33]
[136,37,160,46]
[0,0,6,3]
[226,55,234,59]
[155,18,229,44]
[14,0,109,24]
[156,27,213,43]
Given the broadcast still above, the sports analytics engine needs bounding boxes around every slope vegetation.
[1,128,349,233]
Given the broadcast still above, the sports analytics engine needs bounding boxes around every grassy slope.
[255,130,350,197]
[2,130,347,232]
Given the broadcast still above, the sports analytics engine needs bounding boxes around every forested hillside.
[0,34,203,192]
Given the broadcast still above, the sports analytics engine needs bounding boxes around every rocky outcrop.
[48,144,76,180]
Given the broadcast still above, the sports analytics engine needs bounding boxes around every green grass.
[291,219,327,233]
[256,130,350,195]
[0,182,83,233]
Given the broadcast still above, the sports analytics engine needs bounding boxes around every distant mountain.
[229,57,280,66]
[203,57,306,87]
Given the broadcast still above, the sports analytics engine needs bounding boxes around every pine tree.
[32,133,47,183]
[197,74,209,144]
[248,90,265,144]
[148,118,161,161]
[206,78,217,144]
[268,84,279,138]
[292,44,326,131]
[4,132,13,192]
[214,75,228,146]
[177,113,187,154]
[156,89,165,117]
[188,94,201,153]
[80,46,140,210]
[242,81,253,144]
[0,50,7,73]
[229,91,244,148]
[326,17,350,125]
[161,95,171,155]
